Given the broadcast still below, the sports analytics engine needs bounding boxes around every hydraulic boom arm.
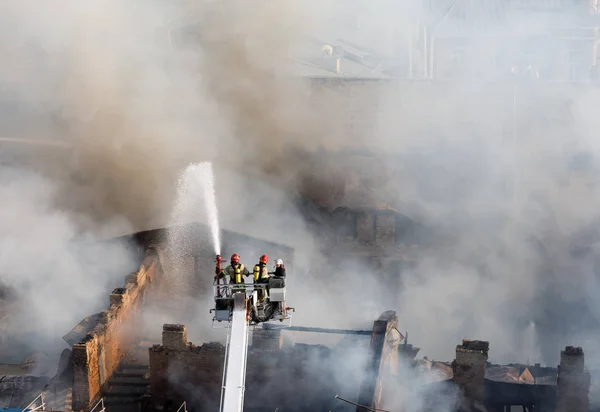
[220,292,250,412]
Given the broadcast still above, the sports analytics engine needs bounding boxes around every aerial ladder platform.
[210,258,294,412]
[220,293,250,412]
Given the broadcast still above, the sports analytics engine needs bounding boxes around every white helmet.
[275,259,283,266]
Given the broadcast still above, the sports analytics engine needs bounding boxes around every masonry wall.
[556,346,591,412]
[356,310,402,412]
[72,247,161,411]
[149,325,225,411]
[148,325,320,411]
[149,323,374,412]
[375,213,396,247]
[373,313,403,410]
[357,212,375,244]
[452,339,489,410]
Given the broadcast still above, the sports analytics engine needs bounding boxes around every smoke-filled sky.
[1,0,600,389]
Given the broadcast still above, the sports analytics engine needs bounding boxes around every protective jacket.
[274,265,286,278]
[253,262,270,282]
[217,263,250,284]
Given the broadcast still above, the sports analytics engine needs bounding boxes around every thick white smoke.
[0,165,137,371]
[2,0,600,409]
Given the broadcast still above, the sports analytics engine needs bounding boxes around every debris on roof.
[0,376,49,409]
[62,313,106,347]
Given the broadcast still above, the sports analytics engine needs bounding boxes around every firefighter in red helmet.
[253,254,271,302]
[215,253,250,288]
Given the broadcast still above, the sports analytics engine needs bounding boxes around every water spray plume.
[200,162,221,256]
[174,162,222,255]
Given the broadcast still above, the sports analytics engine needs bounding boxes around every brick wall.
[72,247,161,411]
[357,212,375,244]
[149,325,289,410]
[375,213,396,246]
[556,346,590,412]
[451,339,489,409]
[149,324,225,411]
[149,323,372,411]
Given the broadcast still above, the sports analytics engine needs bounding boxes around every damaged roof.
[486,365,535,384]
[288,34,394,79]
[432,0,592,37]
[416,359,454,382]
[62,313,102,347]
[0,376,49,409]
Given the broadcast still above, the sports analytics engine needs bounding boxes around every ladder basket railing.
[214,283,266,298]
[176,401,188,412]
[24,393,46,412]
[89,398,105,412]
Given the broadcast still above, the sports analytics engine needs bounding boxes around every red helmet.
[231,254,240,263]
[259,254,268,264]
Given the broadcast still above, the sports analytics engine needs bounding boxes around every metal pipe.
[334,395,390,412]
[429,0,462,79]
[262,323,371,335]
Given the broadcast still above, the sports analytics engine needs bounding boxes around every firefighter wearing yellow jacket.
[215,254,250,292]
[253,254,270,302]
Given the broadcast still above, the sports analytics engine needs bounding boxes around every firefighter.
[270,259,287,314]
[253,254,270,302]
[214,255,225,276]
[214,254,250,292]
[273,259,286,278]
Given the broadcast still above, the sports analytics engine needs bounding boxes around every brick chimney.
[162,324,188,351]
[452,339,489,409]
[375,211,396,246]
[556,346,590,412]
[357,212,375,243]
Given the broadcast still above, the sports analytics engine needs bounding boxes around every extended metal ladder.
[218,292,250,412]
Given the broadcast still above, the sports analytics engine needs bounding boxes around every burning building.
[0,217,598,412]
[3,1,600,412]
